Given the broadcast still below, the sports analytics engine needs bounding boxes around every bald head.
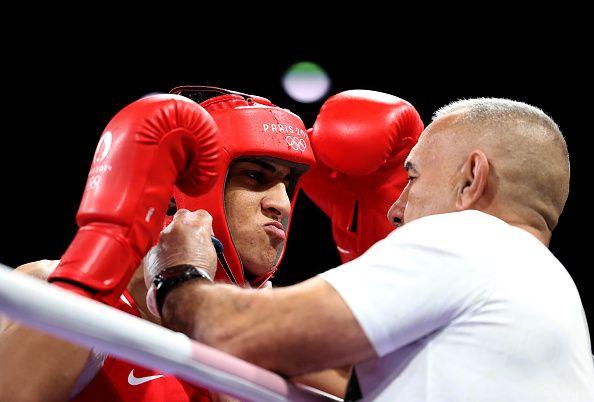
[426,98,570,233]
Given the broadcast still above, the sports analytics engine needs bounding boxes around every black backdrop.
[1,38,590,343]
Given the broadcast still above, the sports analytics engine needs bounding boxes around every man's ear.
[456,150,489,210]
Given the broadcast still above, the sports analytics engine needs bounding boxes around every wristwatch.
[153,264,213,316]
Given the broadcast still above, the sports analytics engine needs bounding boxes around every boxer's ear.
[456,150,489,211]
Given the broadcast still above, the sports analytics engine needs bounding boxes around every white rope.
[0,263,340,402]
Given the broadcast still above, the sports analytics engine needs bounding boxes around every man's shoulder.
[388,210,505,244]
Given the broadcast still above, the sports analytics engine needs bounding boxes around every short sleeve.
[319,213,492,356]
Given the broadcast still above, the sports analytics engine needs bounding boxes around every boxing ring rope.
[0,263,340,402]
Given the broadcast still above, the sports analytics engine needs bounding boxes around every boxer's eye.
[245,170,265,183]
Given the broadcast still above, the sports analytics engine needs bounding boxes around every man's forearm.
[161,280,262,357]
[161,280,305,372]
[160,277,376,376]
[161,280,215,340]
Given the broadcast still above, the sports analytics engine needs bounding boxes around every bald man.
[145,98,594,401]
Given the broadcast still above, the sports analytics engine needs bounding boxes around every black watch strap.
[154,264,212,316]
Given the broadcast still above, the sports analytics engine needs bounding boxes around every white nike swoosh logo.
[127,369,164,386]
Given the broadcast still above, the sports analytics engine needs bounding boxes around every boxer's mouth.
[263,221,286,242]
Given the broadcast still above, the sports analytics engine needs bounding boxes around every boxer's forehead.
[230,157,294,176]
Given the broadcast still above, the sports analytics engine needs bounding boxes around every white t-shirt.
[320,210,594,401]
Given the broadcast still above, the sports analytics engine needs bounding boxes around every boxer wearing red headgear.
[0,88,315,402]
[166,86,315,290]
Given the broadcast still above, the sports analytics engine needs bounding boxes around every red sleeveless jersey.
[71,291,213,402]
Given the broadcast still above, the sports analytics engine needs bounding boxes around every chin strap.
[212,236,239,286]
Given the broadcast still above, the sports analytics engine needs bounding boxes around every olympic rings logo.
[88,175,102,190]
[285,136,307,152]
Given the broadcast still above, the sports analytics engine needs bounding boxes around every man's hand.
[144,209,218,316]
[145,209,218,279]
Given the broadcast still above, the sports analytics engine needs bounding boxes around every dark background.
[1,37,590,342]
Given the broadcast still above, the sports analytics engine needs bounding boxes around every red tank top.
[71,291,213,402]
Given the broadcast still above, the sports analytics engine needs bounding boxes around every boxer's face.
[224,158,293,277]
[388,118,460,226]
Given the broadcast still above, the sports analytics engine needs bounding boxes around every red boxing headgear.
[169,86,315,287]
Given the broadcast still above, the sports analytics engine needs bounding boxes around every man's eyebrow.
[404,161,418,173]
[237,158,276,173]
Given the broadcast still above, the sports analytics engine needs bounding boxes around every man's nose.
[387,185,408,227]
[262,183,291,221]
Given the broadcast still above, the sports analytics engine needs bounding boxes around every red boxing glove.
[48,94,221,305]
[300,90,423,262]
